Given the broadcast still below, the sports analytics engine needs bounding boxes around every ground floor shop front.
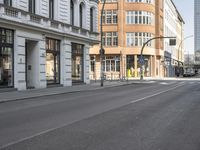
[0,27,90,91]
[89,54,165,80]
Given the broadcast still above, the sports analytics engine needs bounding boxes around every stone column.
[150,55,153,77]
[61,39,72,86]
[14,33,26,91]
[84,44,90,84]
[152,55,157,77]
[134,55,137,77]
[38,39,47,88]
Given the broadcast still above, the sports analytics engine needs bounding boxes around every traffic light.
[169,39,176,46]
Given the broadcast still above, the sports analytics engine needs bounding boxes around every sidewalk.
[0,80,138,103]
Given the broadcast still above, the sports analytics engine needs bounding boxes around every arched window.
[79,3,83,28]
[90,8,94,32]
[70,0,74,25]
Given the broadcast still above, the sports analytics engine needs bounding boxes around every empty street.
[0,80,200,150]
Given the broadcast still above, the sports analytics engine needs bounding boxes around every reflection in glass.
[72,43,84,82]
[46,38,60,84]
[0,28,13,87]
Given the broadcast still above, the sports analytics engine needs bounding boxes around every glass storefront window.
[90,56,95,72]
[0,28,14,88]
[72,43,84,82]
[46,38,60,84]
[103,56,120,72]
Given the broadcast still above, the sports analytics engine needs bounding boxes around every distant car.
[183,72,192,77]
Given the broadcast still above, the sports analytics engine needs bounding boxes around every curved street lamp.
[177,35,194,76]
[139,36,176,80]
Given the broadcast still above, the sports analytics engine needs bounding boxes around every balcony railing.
[30,14,41,24]
[5,7,18,17]
[0,4,99,41]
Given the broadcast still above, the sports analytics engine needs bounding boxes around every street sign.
[139,55,145,65]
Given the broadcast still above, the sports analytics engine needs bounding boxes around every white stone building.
[164,0,184,77]
[195,0,200,63]
[0,0,99,90]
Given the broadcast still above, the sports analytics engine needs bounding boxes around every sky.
[173,0,194,54]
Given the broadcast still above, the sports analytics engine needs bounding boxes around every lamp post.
[177,35,193,76]
[99,0,106,86]
[139,36,176,80]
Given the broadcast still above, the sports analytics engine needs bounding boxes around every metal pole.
[177,35,193,76]
[100,0,106,86]
[140,36,176,80]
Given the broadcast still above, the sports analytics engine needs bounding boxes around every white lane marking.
[160,82,169,85]
[130,83,184,104]
[0,83,185,149]
[189,82,194,84]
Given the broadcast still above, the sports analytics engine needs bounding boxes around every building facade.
[0,0,98,90]
[90,0,184,80]
[163,0,184,77]
[195,0,200,63]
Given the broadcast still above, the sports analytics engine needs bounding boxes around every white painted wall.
[17,0,28,11]
[1,0,98,31]
[164,0,177,60]
[14,32,26,91]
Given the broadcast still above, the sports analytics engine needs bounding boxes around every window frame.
[29,0,36,14]
[4,0,12,6]
[49,0,54,20]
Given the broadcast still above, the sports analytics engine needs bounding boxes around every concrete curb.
[0,81,137,104]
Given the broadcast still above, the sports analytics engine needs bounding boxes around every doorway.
[25,40,38,89]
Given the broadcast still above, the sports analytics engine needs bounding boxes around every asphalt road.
[0,80,200,150]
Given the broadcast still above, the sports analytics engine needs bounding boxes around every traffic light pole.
[100,0,106,86]
[140,36,176,81]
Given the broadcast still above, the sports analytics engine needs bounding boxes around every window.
[106,32,112,46]
[102,56,120,72]
[90,56,95,72]
[101,0,118,3]
[126,32,153,47]
[127,0,154,4]
[90,8,94,32]
[106,11,112,24]
[79,3,83,28]
[112,10,118,24]
[29,0,35,14]
[103,32,118,47]
[46,38,60,84]
[72,43,84,82]
[113,32,118,46]
[49,0,54,19]
[0,28,14,87]
[103,10,118,24]
[70,0,74,25]
[4,0,12,6]
[126,11,154,25]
